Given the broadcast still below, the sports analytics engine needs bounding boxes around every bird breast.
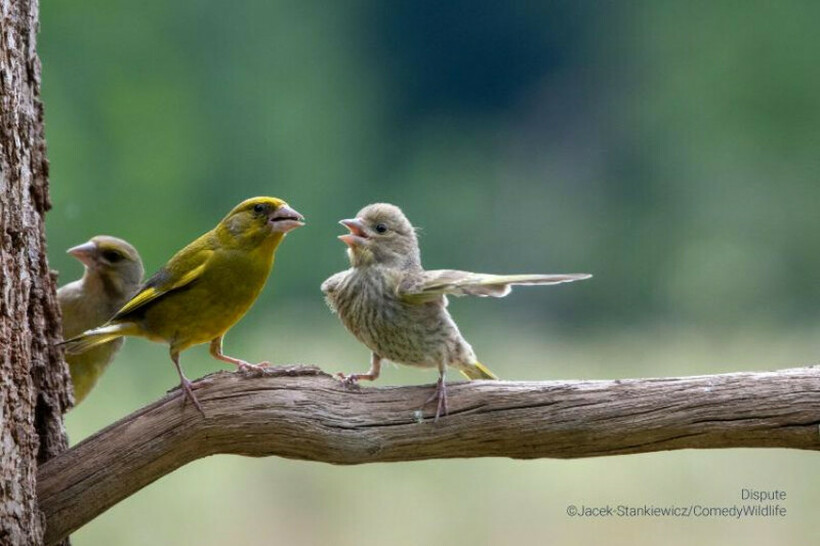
[332,267,472,368]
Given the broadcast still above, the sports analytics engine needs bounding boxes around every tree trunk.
[0,0,71,544]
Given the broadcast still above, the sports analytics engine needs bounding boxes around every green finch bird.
[322,203,591,420]
[62,197,305,415]
[58,236,144,406]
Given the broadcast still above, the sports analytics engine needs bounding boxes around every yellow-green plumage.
[58,236,144,406]
[112,228,281,352]
[62,197,304,414]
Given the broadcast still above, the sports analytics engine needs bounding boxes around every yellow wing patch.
[113,257,210,318]
[115,286,161,316]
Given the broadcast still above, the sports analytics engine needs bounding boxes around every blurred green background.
[40,1,819,544]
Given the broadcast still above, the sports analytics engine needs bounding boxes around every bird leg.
[337,353,382,386]
[423,368,448,421]
[209,336,269,371]
[170,350,205,416]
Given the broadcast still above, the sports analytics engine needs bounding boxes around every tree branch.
[38,365,820,544]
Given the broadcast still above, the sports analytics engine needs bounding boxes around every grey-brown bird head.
[68,235,144,298]
[338,203,421,269]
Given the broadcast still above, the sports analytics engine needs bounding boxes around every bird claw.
[237,360,269,372]
[336,372,360,388]
[179,377,205,417]
[423,378,448,422]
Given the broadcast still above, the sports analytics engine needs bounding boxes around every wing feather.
[398,270,591,304]
[112,245,213,320]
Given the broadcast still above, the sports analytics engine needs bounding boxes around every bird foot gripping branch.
[423,376,449,421]
[335,372,363,387]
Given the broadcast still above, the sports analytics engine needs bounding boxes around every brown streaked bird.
[58,236,144,406]
[321,203,591,420]
[62,197,305,415]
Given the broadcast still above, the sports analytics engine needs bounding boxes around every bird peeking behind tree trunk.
[58,236,144,407]
[321,203,591,421]
[62,197,305,416]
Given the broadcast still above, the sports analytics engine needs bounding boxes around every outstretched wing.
[398,270,591,304]
[112,236,214,320]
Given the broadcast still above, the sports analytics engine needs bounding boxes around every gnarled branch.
[38,365,820,544]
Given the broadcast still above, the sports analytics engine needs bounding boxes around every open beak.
[67,241,97,268]
[269,205,305,233]
[338,218,368,247]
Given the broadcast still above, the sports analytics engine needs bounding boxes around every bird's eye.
[253,203,266,214]
[102,250,123,263]
[375,223,388,234]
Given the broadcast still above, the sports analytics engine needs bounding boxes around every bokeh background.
[41,1,818,544]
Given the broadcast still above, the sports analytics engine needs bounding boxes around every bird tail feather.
[60,322,137,355]
[460,361,498,380]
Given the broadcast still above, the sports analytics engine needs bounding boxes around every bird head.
[218,197,305,248]
[68,236,144,296]
[338,203,420,268]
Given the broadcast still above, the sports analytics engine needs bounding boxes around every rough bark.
[38,365,820,545]
[0,0,71,544]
